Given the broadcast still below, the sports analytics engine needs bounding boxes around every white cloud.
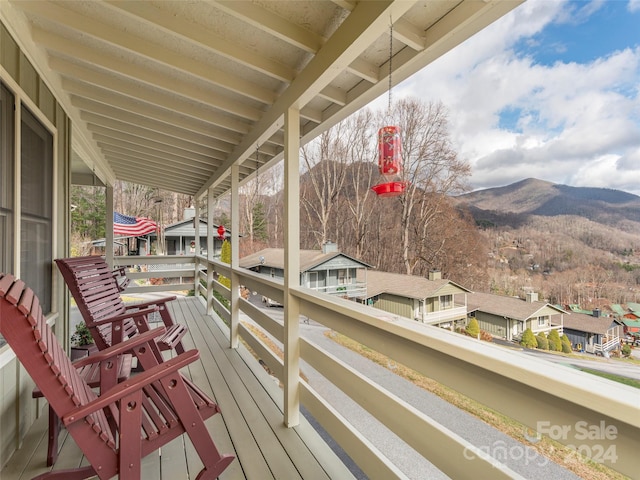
[392,0,640,196]
[629,0,640,13]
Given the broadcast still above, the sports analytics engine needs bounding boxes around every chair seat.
[32,354,133,466]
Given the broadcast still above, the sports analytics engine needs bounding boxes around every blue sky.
[391,0,640,196]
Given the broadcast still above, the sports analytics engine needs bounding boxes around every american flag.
[113,212,157,237]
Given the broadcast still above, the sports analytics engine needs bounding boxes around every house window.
[440,294,452,309]
[537,316,548,327]
[338,269,350,285]
[0,82,14,275]
[20,105,53,314]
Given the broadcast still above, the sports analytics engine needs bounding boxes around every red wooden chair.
[55,256,187,356]
[32,353,133,466]
[0,272,234,480]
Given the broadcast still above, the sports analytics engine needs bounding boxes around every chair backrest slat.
[0,273,115,450]
[55,257,134,350]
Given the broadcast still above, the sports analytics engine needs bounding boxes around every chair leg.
[47,404,61,466]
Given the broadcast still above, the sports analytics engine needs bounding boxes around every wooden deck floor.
[1,296,356,480]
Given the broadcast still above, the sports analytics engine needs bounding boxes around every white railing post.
[193,200,200,294]
[284,107,300,427]
[207,187,215,316]
[230,164,240,349]
[105,185,114,268]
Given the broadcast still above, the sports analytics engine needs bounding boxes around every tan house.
[240,243,370,300]
[364,270,470,329]
[467,291,565,341]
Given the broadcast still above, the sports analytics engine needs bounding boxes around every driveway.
[249,299,581,480]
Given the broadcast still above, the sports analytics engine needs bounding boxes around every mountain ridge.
[454,178,640,230]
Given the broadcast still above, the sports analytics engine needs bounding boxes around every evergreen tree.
[253,202,268,242]
[547,329,562,352]
[520,328,537,348]
[465,318,480,338]
[218,240,231,289]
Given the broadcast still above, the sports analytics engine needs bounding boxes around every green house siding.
[475,312,509,338]
[373,293,414,319]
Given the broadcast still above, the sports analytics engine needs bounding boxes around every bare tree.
[393,99,471,275]
[300,125,349,248]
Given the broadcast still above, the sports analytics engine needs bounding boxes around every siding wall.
[0,20,71,467]
[475,312,509,338]
[372,293,414,319]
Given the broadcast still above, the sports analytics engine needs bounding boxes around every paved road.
[253,300,582,480]
[518,347,640,381]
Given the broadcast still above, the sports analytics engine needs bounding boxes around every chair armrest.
[62,349,200,426]
[124,295,177,310]
[92,305,159,326]
[71,327,167,368]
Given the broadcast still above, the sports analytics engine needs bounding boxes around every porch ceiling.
[2,0,521,198]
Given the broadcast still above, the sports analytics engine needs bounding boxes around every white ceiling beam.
[347,57,379,83]
[17,0,276,104]
[393,19,427,51]
[106,163,200,194]
[211,0,325,53]
[105,0,295,83]
[104,151,213,180]
[70,96,239,153]
[34,28,263,122]
[64,82,243,145]
[55,63,252,135]
[79,110,236,156]
[81,112,230,157]
[93,134,220,168]
[88,124,224,164]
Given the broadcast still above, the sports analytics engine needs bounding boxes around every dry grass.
[327,331,628,480]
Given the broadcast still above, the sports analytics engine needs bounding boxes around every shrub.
[520,328,537,348]
[535,334,549,350]
[547,329,562,352]
[71,321,93,346]
[622,344,632,357]
[561,342,572,354]
[547,339,557,351]
[561,334,572,351]
[465,318,480,338]
[479,330,493,342]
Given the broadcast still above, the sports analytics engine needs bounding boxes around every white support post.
[194,200,200,294]
[207,188,214,316]
[284,107,300,427]
[105,185,114,268]
[230,164,240,349]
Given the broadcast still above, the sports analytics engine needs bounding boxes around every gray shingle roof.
[467,291,565,321]
[561,312,618,335]
[239,248,370,272]
[365,270,470,300]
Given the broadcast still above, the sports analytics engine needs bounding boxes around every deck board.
[1,295,355,480]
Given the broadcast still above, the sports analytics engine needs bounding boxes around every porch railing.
[116,255,639,479]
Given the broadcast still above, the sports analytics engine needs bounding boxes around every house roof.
[365,270,470,300]
[2,1,520,198]
[239,248,370,272]
[561,313,618,336]
[622,319,640,328]
[627,302,640,313]
[610,304,627,316]
[149,218,229,238]
[466,291,565,322]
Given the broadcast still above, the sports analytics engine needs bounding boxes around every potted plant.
[70,321,96,360]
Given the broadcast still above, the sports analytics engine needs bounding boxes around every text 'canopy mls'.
[113,212,157,237]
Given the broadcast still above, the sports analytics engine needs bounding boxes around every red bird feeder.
[372,125,405,197]
[217,225,226,240]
